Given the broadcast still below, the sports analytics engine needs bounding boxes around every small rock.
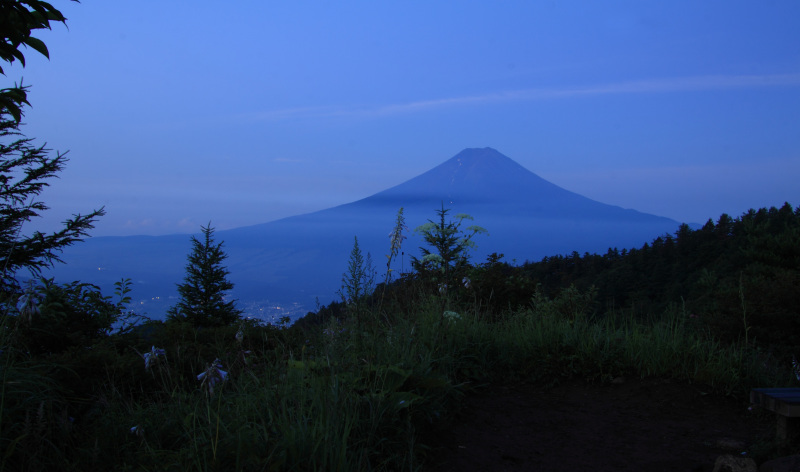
[713,454,757,472]
[759,454,800,472]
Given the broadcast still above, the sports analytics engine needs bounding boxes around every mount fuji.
[45,148,682,320]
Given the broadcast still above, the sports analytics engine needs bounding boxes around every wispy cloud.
[244,73,800,122]
[549,73,800,97]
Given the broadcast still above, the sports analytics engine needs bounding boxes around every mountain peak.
[373,147,551,205]
[450,147,509,162]
[441,147,531,181]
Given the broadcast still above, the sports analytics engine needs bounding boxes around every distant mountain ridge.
[45,148,682,320]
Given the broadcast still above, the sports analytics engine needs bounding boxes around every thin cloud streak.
[244,73,800,122]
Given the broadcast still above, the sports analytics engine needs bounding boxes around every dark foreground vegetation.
[2,203,799,471]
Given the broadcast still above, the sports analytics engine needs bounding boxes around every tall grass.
[462,296,789,394]
[0,282,795,470]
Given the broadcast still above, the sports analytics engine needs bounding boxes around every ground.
[423,377,775,472]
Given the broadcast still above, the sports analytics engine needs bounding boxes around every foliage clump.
[0,0,104,300]
[412,203,487,277]
[3,202,800,470]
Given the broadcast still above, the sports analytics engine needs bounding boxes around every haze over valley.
[47,148,689,321]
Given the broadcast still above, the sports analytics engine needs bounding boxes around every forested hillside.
[464,202,800,358]
[309,202,800,360]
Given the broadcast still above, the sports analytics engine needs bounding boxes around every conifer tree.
[412,203,487,283]
[339,236,375,325]
[1,1,104,298]
[167,224,241,327]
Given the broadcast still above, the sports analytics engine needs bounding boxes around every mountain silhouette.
[370,148,656,218]
[45,148,682,320]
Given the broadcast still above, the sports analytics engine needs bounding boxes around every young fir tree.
[411,203,487,284]
[167,224,242,327]
[338,236,376,326]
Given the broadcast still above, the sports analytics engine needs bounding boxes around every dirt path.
[424,378,772,472]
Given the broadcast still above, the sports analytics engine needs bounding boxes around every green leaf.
[11,49,26,67]
[0,97,23,122]
[22,37,49,59]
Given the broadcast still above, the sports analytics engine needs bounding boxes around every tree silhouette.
[167,224,241,327]
[1,0,104,297]
[411,203,487,282]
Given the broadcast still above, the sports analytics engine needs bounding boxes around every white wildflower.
[18,286,41,325]
[197,358,228,396]
[143,346,166,370]
[422,253,444,266]
[388,229,407,250]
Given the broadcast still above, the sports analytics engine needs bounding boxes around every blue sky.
[11,0,800,236]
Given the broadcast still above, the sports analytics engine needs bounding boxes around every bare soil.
[423,377,774,472]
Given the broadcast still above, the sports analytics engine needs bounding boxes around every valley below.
[45,148,685,321]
